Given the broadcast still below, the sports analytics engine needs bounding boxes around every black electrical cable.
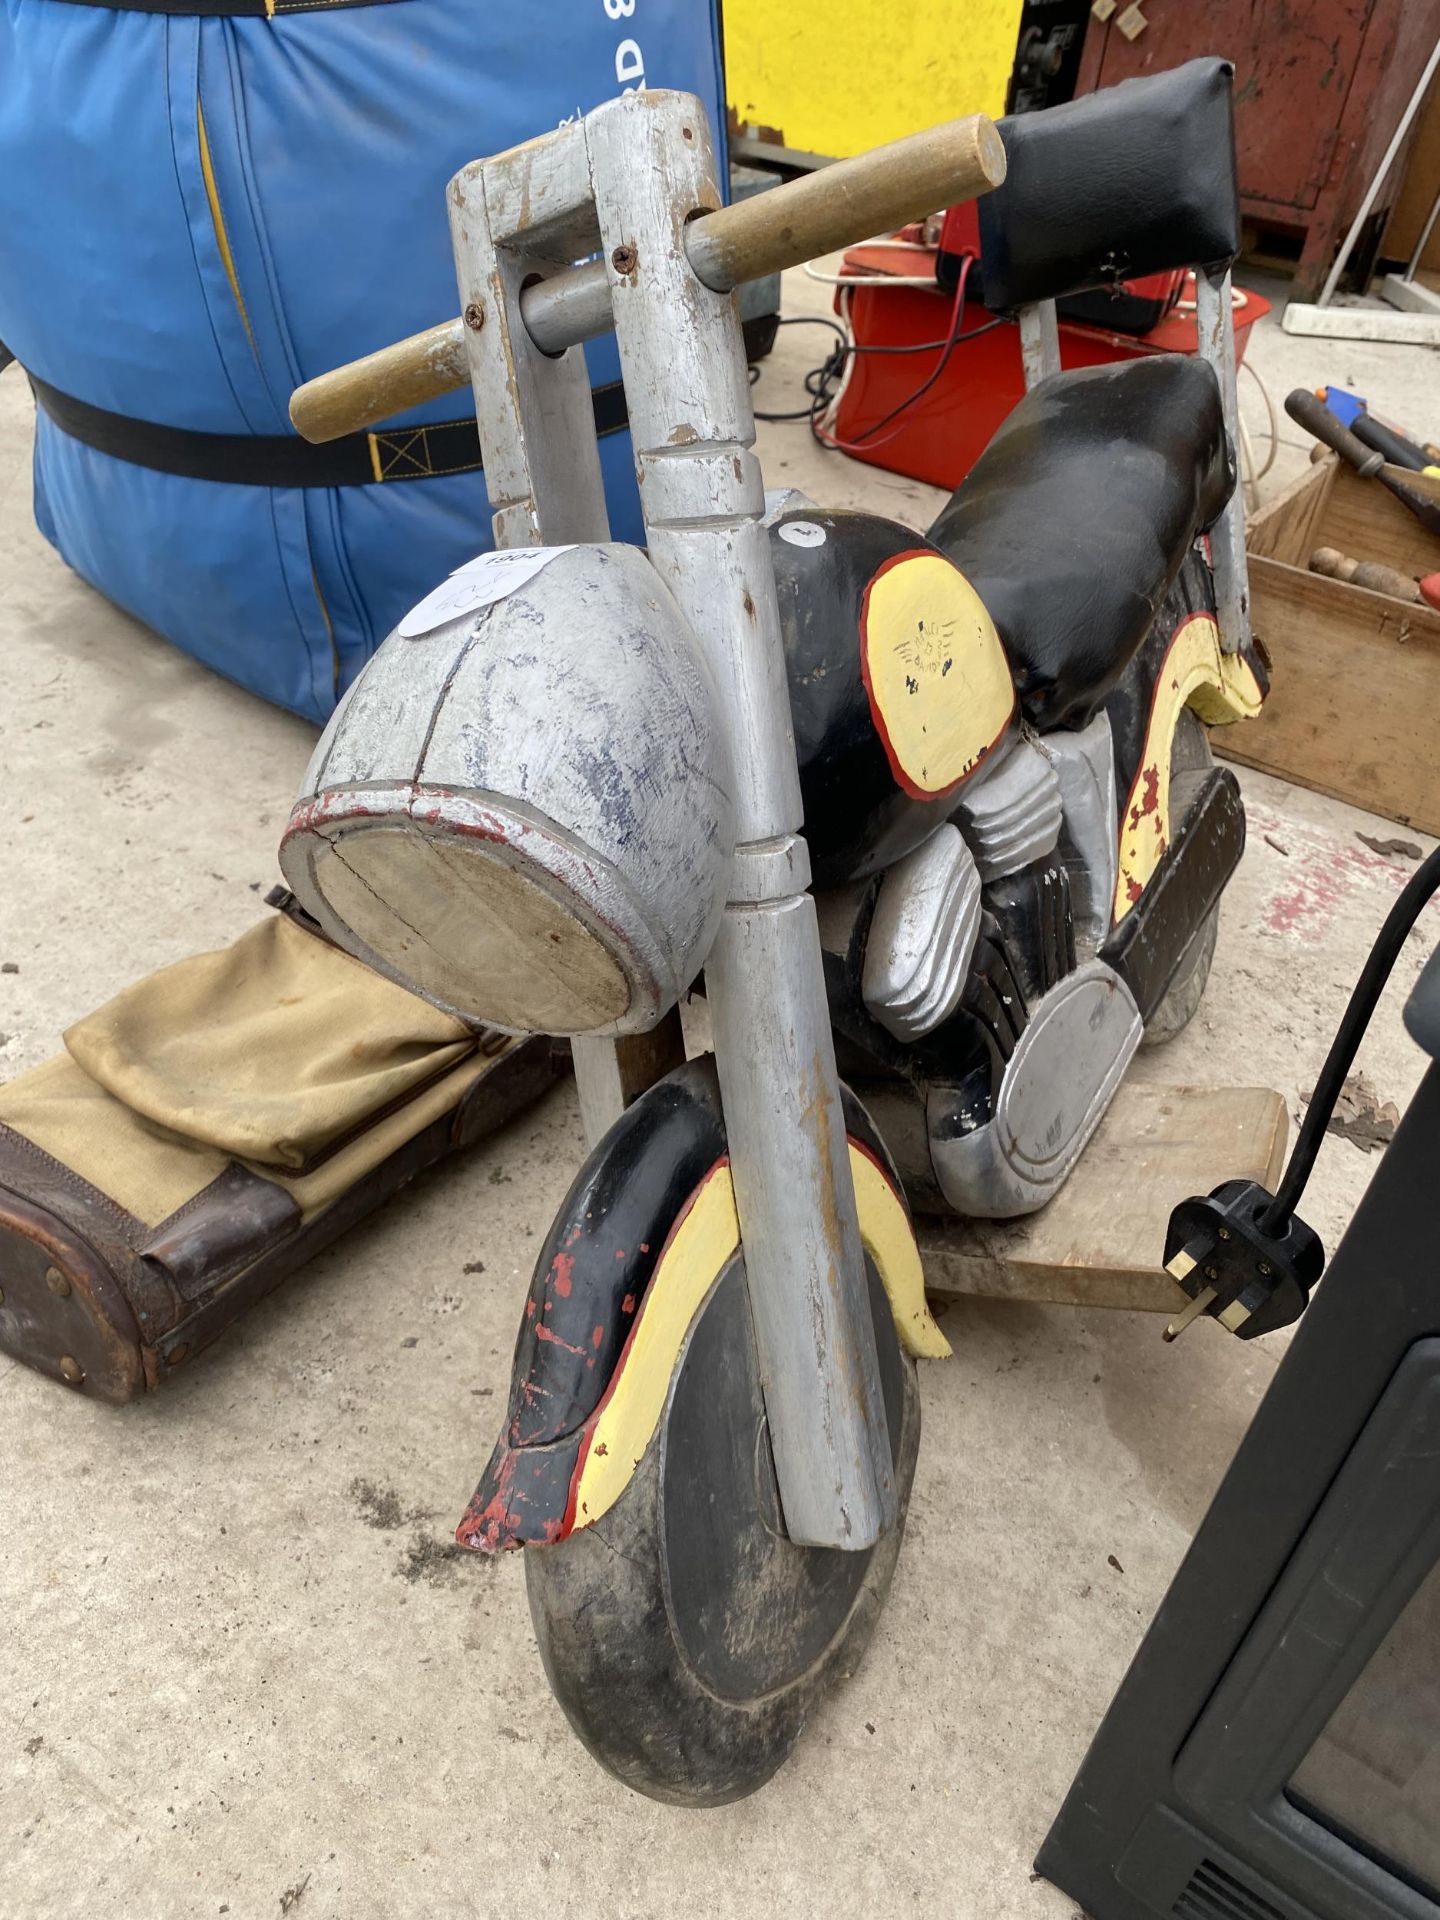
[776,314,848,348]
[747,286,1006,430]
[751,361,832,424]
[828,285,1004,448]
[751,317,849,421]
[1260,844,1440,1233]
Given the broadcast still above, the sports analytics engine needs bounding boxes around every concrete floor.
[2,270,1438,1920]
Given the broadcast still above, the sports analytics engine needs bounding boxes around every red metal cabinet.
[1076,0,1440,296]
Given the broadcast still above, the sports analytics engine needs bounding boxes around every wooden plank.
[1216,553,1440,835]
[918,1082,1288,1312]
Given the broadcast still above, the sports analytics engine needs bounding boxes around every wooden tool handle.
[1285,390,1385,477]
[291,111,1005,444]
[1309,546,1422,603]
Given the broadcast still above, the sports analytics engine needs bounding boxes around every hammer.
[1285,390,1440,539]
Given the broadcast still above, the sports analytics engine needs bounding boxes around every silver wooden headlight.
[280,544,735,1036]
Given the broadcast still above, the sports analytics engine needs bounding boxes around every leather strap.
[22,364,628,489]
[143,1163,301,1300]
[8,310,779,488]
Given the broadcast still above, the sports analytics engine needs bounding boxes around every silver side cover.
[862,825,983,1042]
[1042,712,1119,958]
[927,958,1142,1218]
[950,730,1063,882]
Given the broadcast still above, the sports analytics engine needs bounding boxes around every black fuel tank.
[771,508,1017,887]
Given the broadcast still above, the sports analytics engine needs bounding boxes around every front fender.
[457,1059,724,1552]
[457,1057,947,1554]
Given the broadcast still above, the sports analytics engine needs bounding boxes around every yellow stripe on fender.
[1114,613,1264,925]
[849,1141,951,1362]
[569,1144,950,1534]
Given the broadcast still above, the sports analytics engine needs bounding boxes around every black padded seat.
[927,355,1232,729]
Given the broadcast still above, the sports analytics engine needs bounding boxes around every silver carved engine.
[857,712,1143,1220]
[927,957,1142,1217]
[861,826,983,1043]
[948,729,1063,881]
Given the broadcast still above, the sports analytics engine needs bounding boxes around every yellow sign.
[726,0,1023,160]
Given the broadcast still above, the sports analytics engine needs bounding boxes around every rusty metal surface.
[1077,0,1440,296]
[1081,0,1375,215]
[0,1147,146,1404]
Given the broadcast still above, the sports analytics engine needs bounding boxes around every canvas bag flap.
[63,912,476,1172]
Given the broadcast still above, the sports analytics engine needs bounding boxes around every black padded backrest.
[979,57,1241,312]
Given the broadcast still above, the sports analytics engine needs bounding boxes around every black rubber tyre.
[525,1246,918,1808]
[1142,706,1220,1047]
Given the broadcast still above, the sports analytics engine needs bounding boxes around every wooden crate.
[1215,455,1440,835]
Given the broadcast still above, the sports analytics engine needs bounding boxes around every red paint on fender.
[550,1250,575,1298]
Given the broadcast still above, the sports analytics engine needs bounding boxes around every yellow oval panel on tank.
[859,549,1016,801]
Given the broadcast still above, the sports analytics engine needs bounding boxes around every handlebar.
[289,112,1006,445]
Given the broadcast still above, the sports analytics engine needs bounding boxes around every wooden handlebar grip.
[685,114,1006,292]
[290,113,1006,445]
[290,318,468,445]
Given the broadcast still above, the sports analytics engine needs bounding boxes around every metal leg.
[448,123,638,1147]
[447,134,611,549]
[1194,266,1251,656]
[1018,299,1061,388]
[1314,34,1440,312]
[571,1019,686,1143]
[1405,182,1440,286]
[587,93,894,1550]
[1382,181,1440,317]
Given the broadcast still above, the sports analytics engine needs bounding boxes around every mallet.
[1285,389,1440,540]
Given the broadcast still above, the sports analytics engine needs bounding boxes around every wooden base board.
[917,1082,1289,1312]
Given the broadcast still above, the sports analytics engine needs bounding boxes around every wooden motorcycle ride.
[282,60,1264,1804]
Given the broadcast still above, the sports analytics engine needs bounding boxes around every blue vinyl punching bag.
[0,0,726,721]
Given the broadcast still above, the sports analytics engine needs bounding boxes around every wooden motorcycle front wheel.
[526,1246,919,1808]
